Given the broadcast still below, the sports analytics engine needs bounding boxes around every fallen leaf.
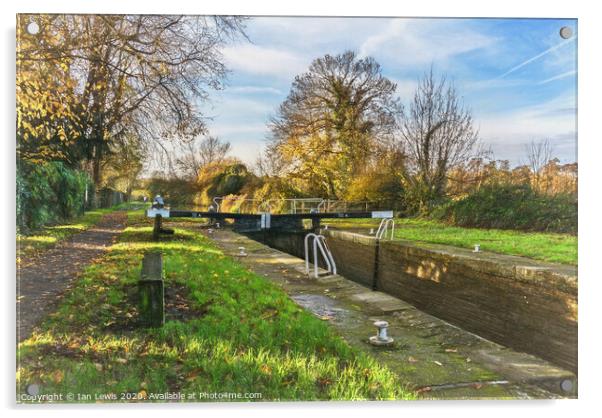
[185,368,203,382]
[407,356,418,363]
[260,364,272,375]
[52,370,64,383]
[444,348,457,353]
[433,361,443,366]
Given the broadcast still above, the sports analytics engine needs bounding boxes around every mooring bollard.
[139,252,165,327]
[369,320,394,346]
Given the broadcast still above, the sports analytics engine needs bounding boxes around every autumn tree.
[103,134,147,200]
[16,15,84,162]
[398,69,479,213]
[17,14,246,187]
[267,51,401,198]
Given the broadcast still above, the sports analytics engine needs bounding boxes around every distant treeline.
[143,155,577,235]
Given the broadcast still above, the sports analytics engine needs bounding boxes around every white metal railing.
[212,196,265,213]
[304,233,337,278]
[317,199,371,213]
[376,218,395,240]
[214,197,325,214]
[264,198,323,214]
[213,196,374,214]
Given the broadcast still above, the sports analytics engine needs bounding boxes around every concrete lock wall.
[245,228,577,373]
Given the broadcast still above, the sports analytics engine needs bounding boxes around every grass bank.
[322,218,576,265]
[17,211,415,402]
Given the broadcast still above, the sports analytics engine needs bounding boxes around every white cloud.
[248,17,378,50]
[358,19,496,67]
[227,86,284,95]
[208,122,267,165]
[477,94,576,163]
[390,78,419,100]
[210,123,267,138]
[229,140,264,166]
[222,43,308,78]
[207,96,274,120]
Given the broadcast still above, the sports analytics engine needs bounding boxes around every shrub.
[205,162,254,197]
[195,160,258,205]
[145,177,197,207]
[17,160,92,231]
[432,184,577,234]
[345,170,407,211]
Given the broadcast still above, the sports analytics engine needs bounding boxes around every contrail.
[496,37,576,80]
[538,70,577,85]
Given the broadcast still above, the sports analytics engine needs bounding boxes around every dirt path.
[17,211,128,342]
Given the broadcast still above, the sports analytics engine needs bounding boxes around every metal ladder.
[376,218,395,240]
[304,233,337,278]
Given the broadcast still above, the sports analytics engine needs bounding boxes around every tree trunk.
[92,144,102,186]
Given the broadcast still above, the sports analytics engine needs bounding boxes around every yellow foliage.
[16,15,82,161]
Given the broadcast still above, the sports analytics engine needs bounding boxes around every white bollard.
[369,320,394,346]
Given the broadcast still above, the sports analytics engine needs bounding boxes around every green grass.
[17,211,415,402]
[16,202,148,262]
[323,218,577,265]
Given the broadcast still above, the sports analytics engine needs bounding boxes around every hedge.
[17,160,93,232]
[431,183,577,235]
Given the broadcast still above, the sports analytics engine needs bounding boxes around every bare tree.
[176,135,231,179]
[398,68,479,211]
[525,139,554,190]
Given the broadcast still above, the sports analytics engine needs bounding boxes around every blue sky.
[200,17,577,167]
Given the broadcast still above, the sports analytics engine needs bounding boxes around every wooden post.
[152,214,162,240]
[372,239,380,291]
[152,214,175,239]
[311,217,321,231]
[139,252,165,327]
